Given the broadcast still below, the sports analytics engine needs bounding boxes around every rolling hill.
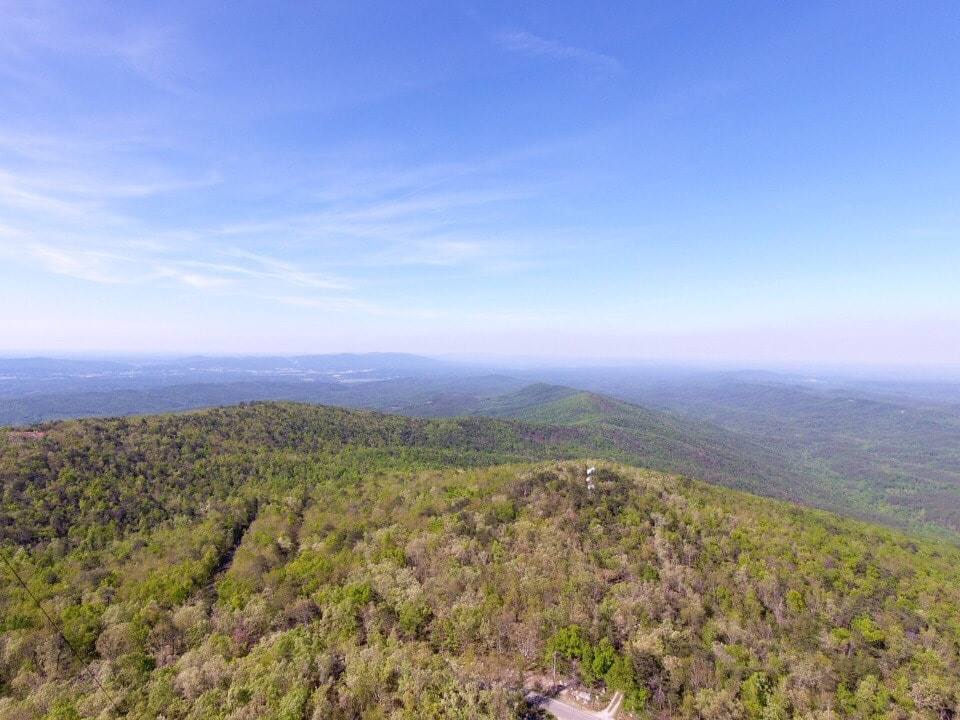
[5,353,960,539]
[474,384,960,539]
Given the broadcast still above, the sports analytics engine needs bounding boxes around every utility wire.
[0,546,120,715]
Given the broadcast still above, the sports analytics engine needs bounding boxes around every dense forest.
[8,367,960,543]
[3,403,960,719]
[0,400,815,549]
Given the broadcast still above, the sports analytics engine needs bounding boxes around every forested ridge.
[7,373,960,541]
[2,403,960,719]
[0,403,589,547]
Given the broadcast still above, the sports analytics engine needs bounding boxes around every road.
[526,691,623,720]
[527,694,597,720]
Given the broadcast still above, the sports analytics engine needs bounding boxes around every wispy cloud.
[496,29,621,72]
[154,267,236,290]
[202,166,549,273]
[0,165,221,203]
[0,129,150,164]
[359,236,536,274]
[0,33,567,324]
[0,1,190,94]
[0,170,101,218]
[4,239,348,294]
[210,251,349,290]
[24,244,139,285]
[335,186,539,223]
[0,145,549,304]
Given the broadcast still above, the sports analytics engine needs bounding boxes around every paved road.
[526,694,598,720]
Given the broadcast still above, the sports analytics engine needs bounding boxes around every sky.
[1,1,958,367]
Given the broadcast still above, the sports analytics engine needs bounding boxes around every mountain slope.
[6,355,960,540]
[598,377,960,536]
[2,404,960,719]
[473,384,949,539]
[6,375,957,540]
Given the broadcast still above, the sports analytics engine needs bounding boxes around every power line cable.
[0,546,120,714]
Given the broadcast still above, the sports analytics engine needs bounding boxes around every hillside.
[600,377,960,537]
[6,372,960,542]
[478,385,960,539]
[3,404,960,719]
[6,368,960,541]
[6,354,960,540]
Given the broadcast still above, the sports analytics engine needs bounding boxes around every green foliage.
[3,404,960,719]
[346,582,373,605]
[60,603,102,660]
[785,588,806,613]
[549,625,591,661]
[214,573,252,611]
[639,563,660,581]
[398,600,432,639]
[42,698,80,720]
[740,671,773,719]
[851,613,887,647]
[590,637,616,679]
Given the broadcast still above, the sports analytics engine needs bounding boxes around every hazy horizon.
[2,2,958,367]
[2,349,960,382]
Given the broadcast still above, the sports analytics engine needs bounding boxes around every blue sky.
[1,1,958,366]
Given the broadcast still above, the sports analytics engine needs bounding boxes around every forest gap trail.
[204,498,259,597]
